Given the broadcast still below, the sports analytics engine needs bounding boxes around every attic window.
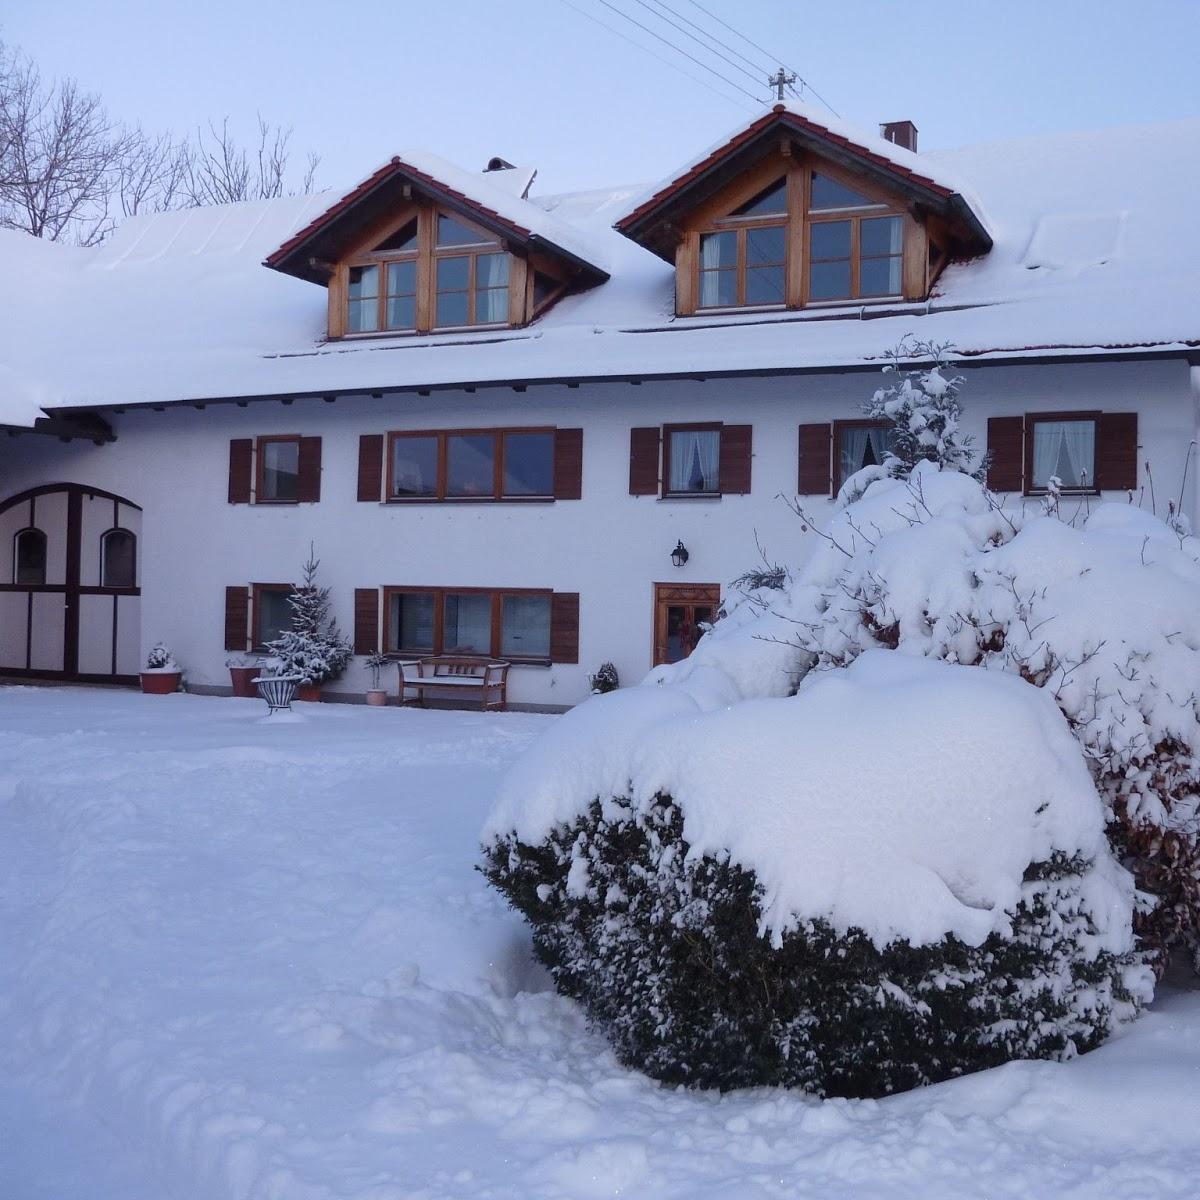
[685,158,914,314]
[375,220,418,253]
[437,214,490,247]
[339,207,515,335]
[732,178,786,217]
[809,173,883,211]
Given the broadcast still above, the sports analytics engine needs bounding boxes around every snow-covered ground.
[2,687,1199,1200]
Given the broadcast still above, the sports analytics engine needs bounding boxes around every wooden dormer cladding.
[264,156,608,338]
[616,105,991,317]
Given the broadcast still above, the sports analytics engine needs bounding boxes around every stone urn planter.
[140,668,182,694]
[229,666,259,698]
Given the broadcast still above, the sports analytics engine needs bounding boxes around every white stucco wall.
[1,356,1194,707]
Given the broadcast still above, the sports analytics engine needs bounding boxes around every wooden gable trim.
[265,157,608,289]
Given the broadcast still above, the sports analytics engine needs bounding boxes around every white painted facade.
[2,356,1195,707]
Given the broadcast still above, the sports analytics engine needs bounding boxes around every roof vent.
[484,156,516,173]
[880,121,918,152]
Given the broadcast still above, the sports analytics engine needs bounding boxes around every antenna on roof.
[768,67,796,102]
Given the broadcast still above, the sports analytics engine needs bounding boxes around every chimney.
[880,121,918,153]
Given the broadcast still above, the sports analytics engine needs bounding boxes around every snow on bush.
[696,460,1200,970]
[483,653,1150,1097]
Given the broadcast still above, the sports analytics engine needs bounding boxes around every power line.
[591,0,766,105]
[681,0,841,116]
[555,0,757,111]
[646,0,778,83]
[629,0,771,92]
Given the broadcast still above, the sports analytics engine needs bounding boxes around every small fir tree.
[265,547,351,686]
[863,337,979,480]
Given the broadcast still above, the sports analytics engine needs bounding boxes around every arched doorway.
[0,484,142,683]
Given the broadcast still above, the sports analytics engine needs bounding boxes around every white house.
[1,102,1198,708]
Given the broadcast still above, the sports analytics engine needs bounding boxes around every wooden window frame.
[339,206,518,338]
[251,582,293,651]
[254,435,302,505]
[432,245,510,331]
[661,422,723,498]
[681,156,919,316]
[382,585,553,665]
[13,526,47,587]
[1023,410,1101,497]
[832,418,890,494]
[99,527,137,590]
[697,221,787,311]
[386,427,557,503]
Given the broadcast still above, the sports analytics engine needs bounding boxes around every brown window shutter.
[553,428,583,499]
[550,592,580,664]
[357,434,384,502]
[797,423,832,495]
[297,437,322,502]
[986,416,1024,492]
[228,439,253,504]
[719,425,752,494]
[354,587,380,655]
[629,427,660,495]
[224,586,249,652]
[1095,412,1138,491]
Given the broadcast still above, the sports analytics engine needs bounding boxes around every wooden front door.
[653,583,721,666]
[0,484,142,683]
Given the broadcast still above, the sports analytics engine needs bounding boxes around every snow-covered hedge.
[707,461,1200,971]
[483,654,1151,1097]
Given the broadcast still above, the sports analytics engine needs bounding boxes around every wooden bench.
[397,656,510,711]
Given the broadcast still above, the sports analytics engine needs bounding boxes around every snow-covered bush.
[588,662,619,694]
[264,548,352,686]
[702,460,1200,970]
[145,643,177,670]
[836,338,980,509]
[365,652,390,690]
[483,654,1150,1097]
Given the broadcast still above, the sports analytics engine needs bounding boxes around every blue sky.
[5,0,1198,194]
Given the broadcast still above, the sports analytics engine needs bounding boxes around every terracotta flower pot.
[297,683,321,702]
[365,689,388,707]
[229,666,259,698]
[140,671,182,695]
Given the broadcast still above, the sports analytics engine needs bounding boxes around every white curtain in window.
[839,425,889,481]
[1032,420,1095,488]
[669,429,720,492]
[476,286,509,323]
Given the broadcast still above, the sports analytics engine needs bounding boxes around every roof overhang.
[264,157,610,288]
[615,105,993,263]
[3,411,114,443]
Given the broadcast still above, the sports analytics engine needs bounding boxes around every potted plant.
[140,643,182,694]
[589,661,620,694]
[365,652,391,706]
[226,654,261,698]
[263,547,352,702]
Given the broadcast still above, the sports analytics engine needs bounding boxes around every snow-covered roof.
[265,149,611,284]
[615,101,992,258]
[2,106,1199,427]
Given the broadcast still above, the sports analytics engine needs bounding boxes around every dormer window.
[265,154,609,336]
[339,208,515,336]
[615,107,991,319]
[686,160,910,314]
